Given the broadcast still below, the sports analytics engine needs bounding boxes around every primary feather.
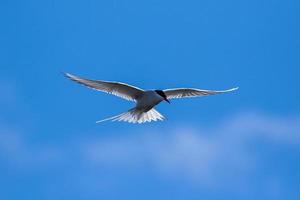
[163,87,238,99]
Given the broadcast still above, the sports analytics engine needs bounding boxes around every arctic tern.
[64,73,238,124]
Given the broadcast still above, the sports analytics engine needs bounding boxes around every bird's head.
[155,90,170,104]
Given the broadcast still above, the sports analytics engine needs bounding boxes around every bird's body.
[64,73,238,123]
[136,90,164,112]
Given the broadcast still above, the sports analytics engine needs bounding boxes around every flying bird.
[64,73,238,124]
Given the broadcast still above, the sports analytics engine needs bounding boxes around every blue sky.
[0,0,300,199]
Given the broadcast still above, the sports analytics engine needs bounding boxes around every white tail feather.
[96,108,165,124]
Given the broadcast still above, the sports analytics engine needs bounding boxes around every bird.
[64,73,238,124]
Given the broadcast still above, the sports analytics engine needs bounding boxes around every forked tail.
[96,108,165,124]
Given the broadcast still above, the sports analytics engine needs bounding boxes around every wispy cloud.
[1,111,299,197]
[81,112,300,187]
[0,128,64,170]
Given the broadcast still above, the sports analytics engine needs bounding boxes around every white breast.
[136,90,164,110]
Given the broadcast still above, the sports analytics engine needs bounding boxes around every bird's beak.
[165,98,170,104]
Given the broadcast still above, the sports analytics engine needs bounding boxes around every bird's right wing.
[64,73,144,102]
[163,87,238,99]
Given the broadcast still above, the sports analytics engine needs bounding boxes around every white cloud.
[1,111,299,191]
[80,111,300,187]
[0,127,65,170]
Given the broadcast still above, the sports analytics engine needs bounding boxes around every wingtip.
[63,72,72,78]
[63,72,78,81]
[223,87,239,93]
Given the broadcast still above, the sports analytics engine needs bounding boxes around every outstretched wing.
[163,87,238,99]
[64,73,144,102]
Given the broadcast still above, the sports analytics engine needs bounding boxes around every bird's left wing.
[64,73,144,102]
[163,87,238,99]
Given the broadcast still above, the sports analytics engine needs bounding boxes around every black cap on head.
[155,90,166,98]
[155,90,170,103]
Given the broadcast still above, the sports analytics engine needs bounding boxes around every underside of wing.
[64,73,144,102]
[163,87,238,99]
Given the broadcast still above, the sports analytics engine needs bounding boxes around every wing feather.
[163,87,238,99]
[64,73,144,102]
